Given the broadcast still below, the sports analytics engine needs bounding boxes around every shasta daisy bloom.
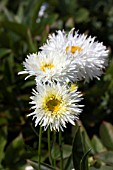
[68,33,109,82]
[41,29,109,82]
[28,83,83,131]
[18,51,77,84]
[40,30,67,53]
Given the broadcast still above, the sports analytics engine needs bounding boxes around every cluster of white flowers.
[19,28,109,131]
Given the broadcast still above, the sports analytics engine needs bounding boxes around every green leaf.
[24,0,44,27]
[0,48,11,58]
[2,7,15,21]
[16,2,25,23]
[72,123,93,170]
[91,135,107,153]
[27,28,37,52]
[63,145,72,159]
[64,156,74,170]
[33,14,58,36]
[51,144,72,160]
[89,165,113,170]
[4,134,25,167]
[72,125,85,170]
[0,118,7,163]
[100,121,113,150]
[7,53,15,83]
[3,53,15,85]
[31,0,44,28]
[94,151,113,166]
[0,21,28,40]
[80,149,91,170]
[27,159,55,170]
[75,8,89,23]
[51,143,60,159]
[21,80,35,89]
[80,124,94,154]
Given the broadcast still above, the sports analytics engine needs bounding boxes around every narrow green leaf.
[51,143,60,160]
[0,48,11,58]
[3,53,14,84]
[31,0,44,28]
[64,156,74,170]
[72,124,92,170]
[21,80,35,89]
[0,21,28,40]
[7,53,15,83]
[72,126,84,170]
[27,159,55,170]
[80,149,91,170]
[81,125,94,154]
[32,14,58,36]
[24,0,44,27]
[16,2,25,23]
[0,120,7,163]
[27,28,37,52]
[2,7,15,21]
[100,121,113,150]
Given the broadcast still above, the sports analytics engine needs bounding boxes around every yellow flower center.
[46,95,61,112]
[66,46,82,54]
[40,63,54,72]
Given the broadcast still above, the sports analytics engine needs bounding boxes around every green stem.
[48,128,52,165]
[59,130,63,170]
[38,126,42,170]
[53,131,56,168]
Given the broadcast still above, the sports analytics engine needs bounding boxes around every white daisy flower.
[41,29,109,82]
[18,51,77,84]
[40,30,67,53]
[28,83,83,131]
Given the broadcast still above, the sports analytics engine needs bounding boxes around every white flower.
[41,29,109,82]
[69,34,109,82]
[18,51,77,84]
[25,166,34,170]
[28,83,83,131]
[40,30,67,53]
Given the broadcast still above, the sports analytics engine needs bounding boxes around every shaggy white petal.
[27,83,83,131]
[41,28,109,82]
[18,51,77,84]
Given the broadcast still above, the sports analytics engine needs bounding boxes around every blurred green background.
[0,0,113,169]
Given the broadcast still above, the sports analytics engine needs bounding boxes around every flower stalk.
[48,128,52,165]
[59,130,63,170]
[53,131,56,168]
[38,126,42,170]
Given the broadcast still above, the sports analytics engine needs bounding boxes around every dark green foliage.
[72,125,91,170]
[0,0,113,169]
